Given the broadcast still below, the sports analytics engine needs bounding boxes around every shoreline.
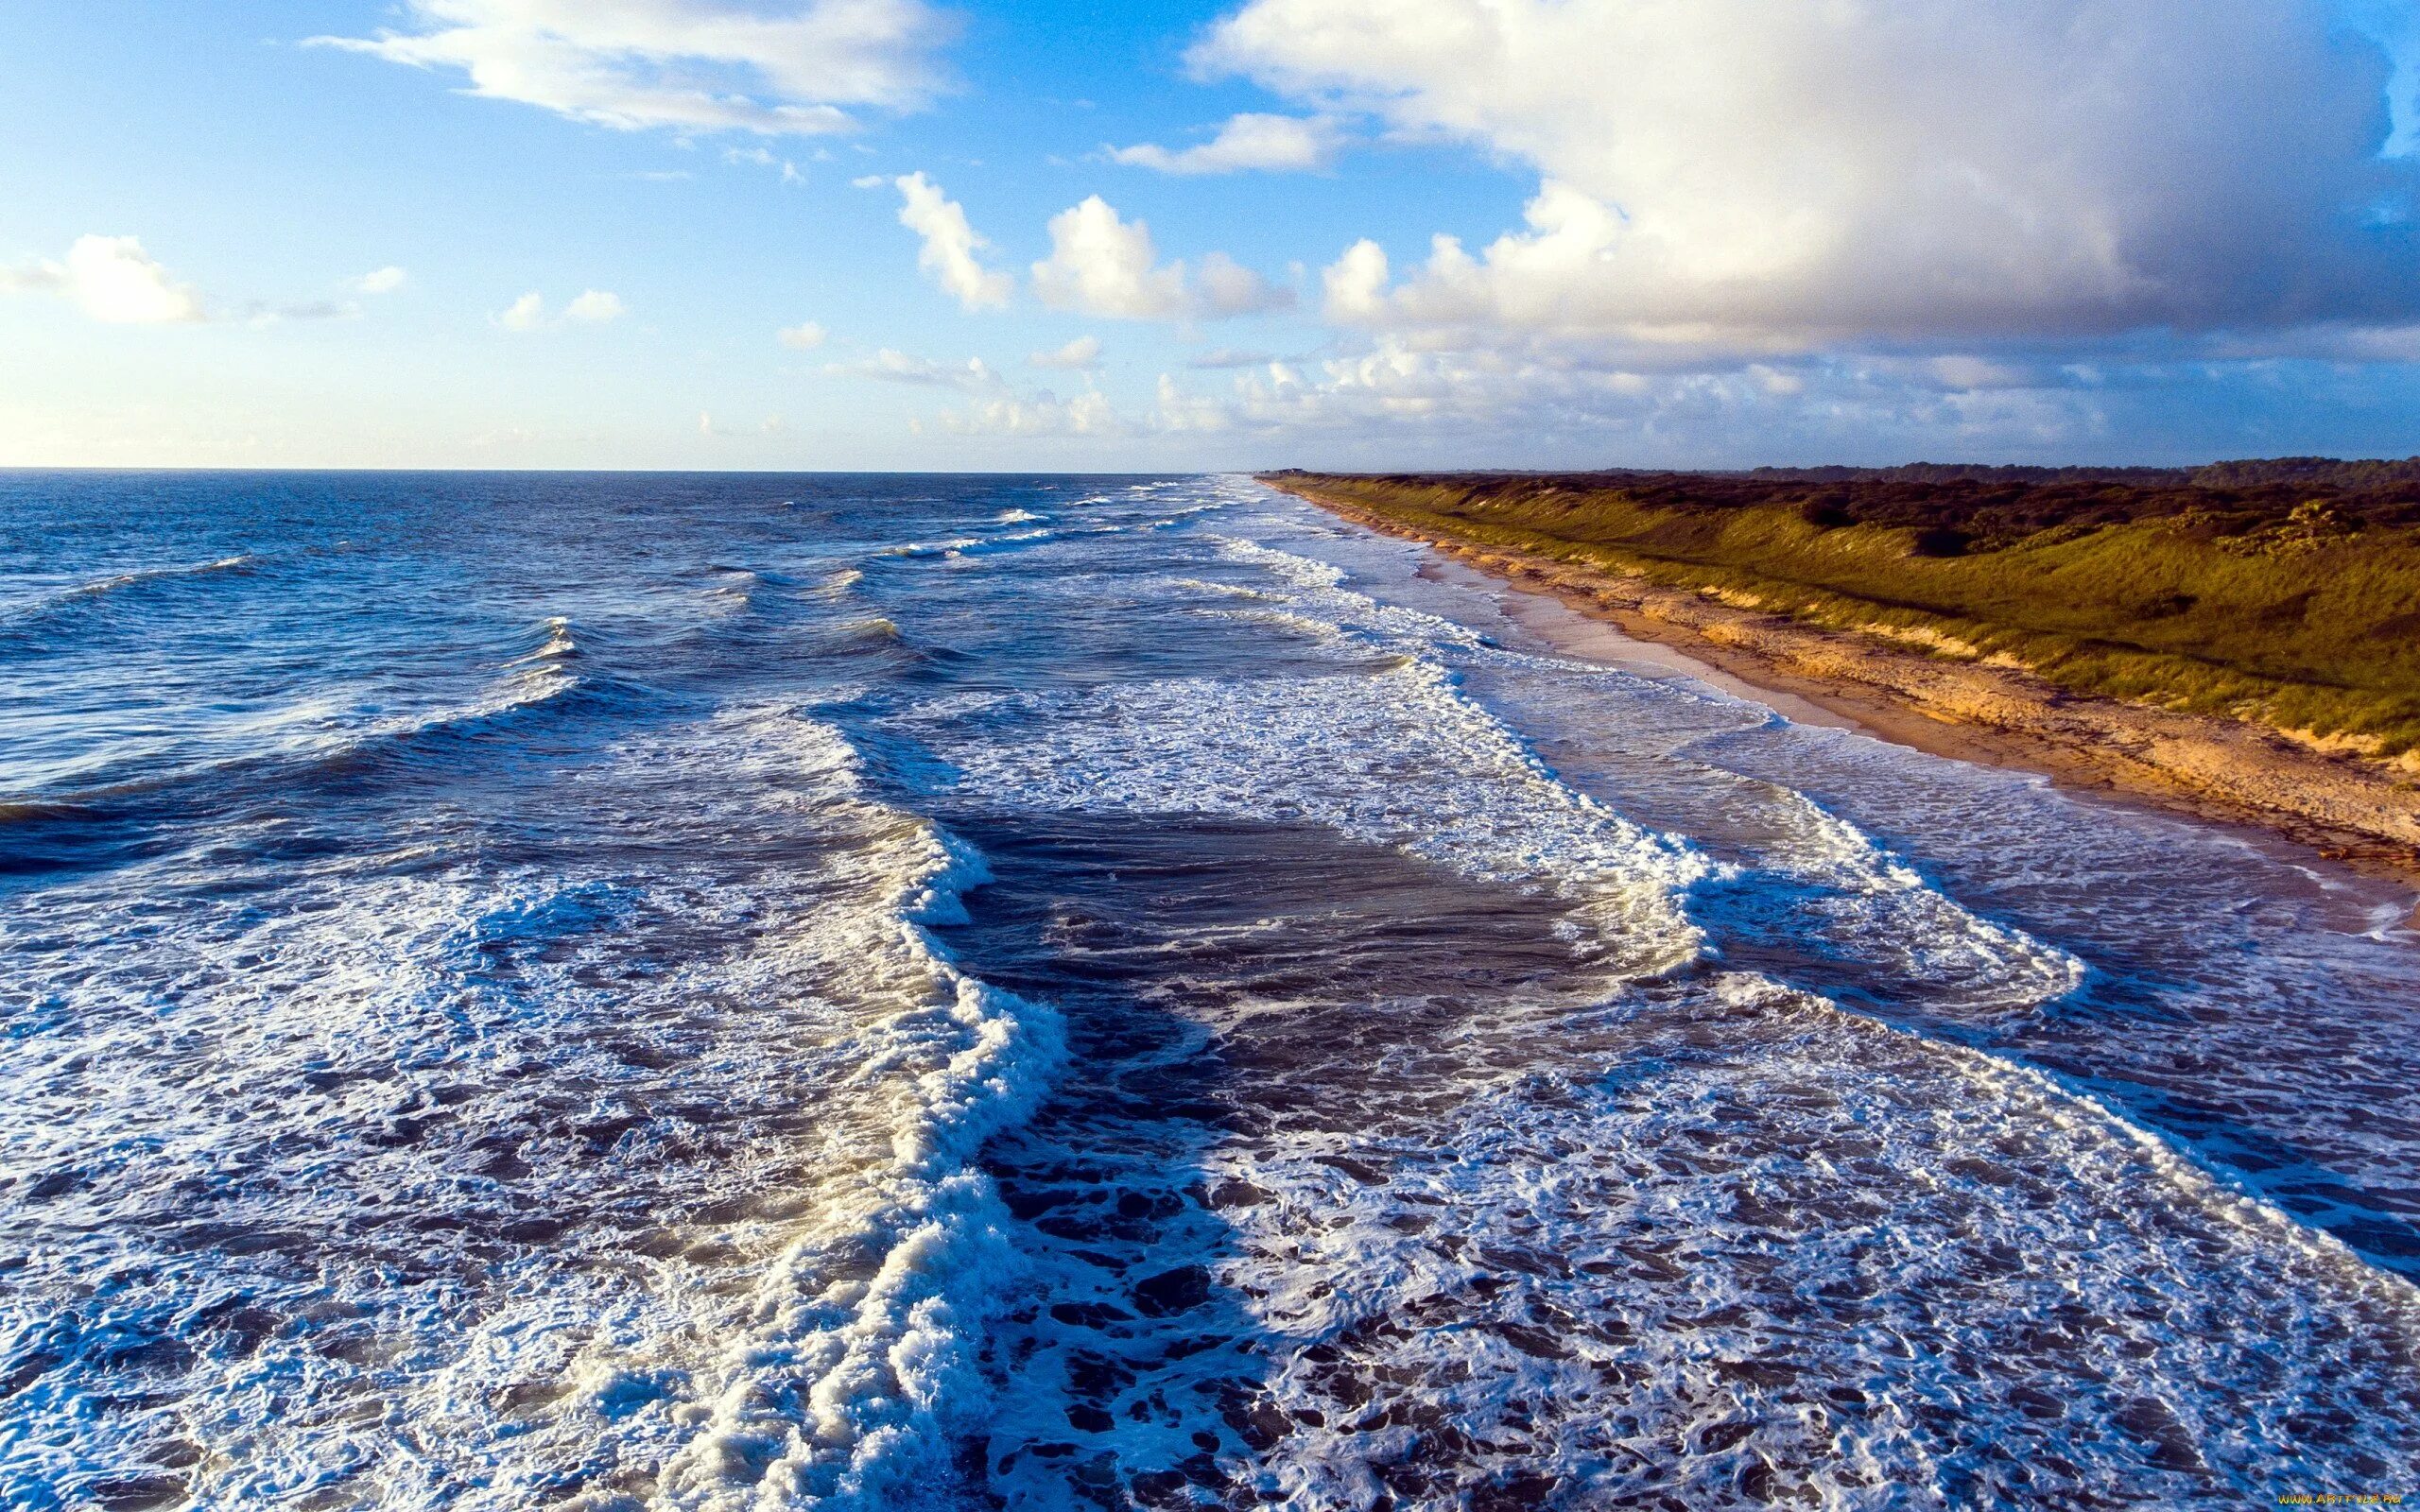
[1274,481,2420,894]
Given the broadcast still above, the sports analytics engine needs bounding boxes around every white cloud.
[1108,112,1340,175]
[1196,251,1285,318]
[496,289,622,330]
[894,172,1012,311]
[1030,196,1291,321]
[353,266,408,294]
[1153,372,1236,433]
[825,348,1003,389]
[563,289,625,322]
[1029,335,1102,369]
[1203,0,2420,354]
[1032,197,1185,318]
[1319,238,1389,321]
[307,0,948,136]
[942,389,1122,437]
[1,235,204,324]
[726,145,804,181]
[778,319,829,349]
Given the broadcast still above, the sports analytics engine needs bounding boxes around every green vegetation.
[1267,464,2420,757]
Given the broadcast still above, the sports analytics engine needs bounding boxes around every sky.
[3,0,2418,471]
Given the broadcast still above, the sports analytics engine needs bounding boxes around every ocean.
[2,471,2415,1509]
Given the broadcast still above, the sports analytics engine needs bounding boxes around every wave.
[501,614,579,668]
[1229,489,2420,1281]
[356,616,596,747]
[649,730,1064,1510]
[838,615,902,642]
[1211,534,1348,591]
[0,701,1065,1508]
[1688,782,2089,1017]
[0,799,98,827]
[1205,526,2089,1014]
[888,657,1715,981]
[1,553,257,628]
[2,634,597,861]
[66,553,253,601]
[878,536,985,559]
[873,506,1231,570]
[1194,971,2420,1507]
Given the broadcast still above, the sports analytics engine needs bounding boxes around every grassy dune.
[1267,464,2420,760]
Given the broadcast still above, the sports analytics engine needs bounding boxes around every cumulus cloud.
[353,266,408,294]
[825,348,1004,389]
[1032,197,1185,318]
[894,172,1012,310]
[1029,335,1102,369]
[308,0,948,136]
[1108,112,1340,174]
[1,235,204,324]
[1319,238,1389,322]
[496,289,623,329]
[1030,196,1291,320]
[1202,0,2420,354]
[778,319,829,349]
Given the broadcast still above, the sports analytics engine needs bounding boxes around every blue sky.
[3,1,2417,470]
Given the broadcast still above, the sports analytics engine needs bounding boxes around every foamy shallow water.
[1,472,2414,1509]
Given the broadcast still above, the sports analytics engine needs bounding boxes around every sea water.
[1,472,2413,1509]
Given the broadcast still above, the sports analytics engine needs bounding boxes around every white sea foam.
[879,537,985,558]
[902,658,1712,977]
[1190,972,2420,1507]
[1189,529,2086,1012]
[0,705,1061,1510]
[653,816,1064,1512]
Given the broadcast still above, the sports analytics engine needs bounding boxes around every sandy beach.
[1281,480,2420,895]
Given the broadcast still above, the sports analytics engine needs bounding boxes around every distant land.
[1262,458,2420,874]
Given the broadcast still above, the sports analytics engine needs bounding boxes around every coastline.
[1273,480,2420,892]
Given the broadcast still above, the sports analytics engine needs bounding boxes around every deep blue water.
[3,471,2416,1509]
